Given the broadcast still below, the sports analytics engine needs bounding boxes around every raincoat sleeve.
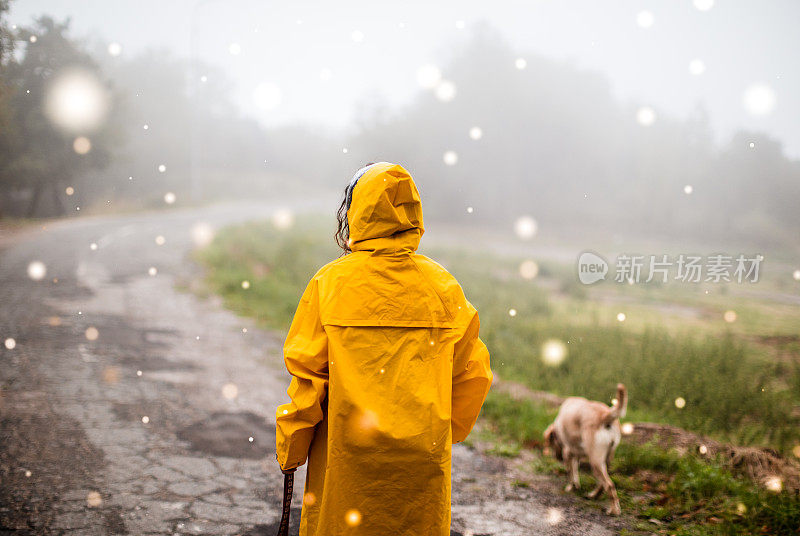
[451,302,493,444]
[275,276,329,471]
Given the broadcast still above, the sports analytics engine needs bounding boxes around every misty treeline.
[0,6,797,249]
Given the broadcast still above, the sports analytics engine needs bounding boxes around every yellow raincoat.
[275,162,493,535]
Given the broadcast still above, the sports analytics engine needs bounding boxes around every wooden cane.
[276,471,294,536]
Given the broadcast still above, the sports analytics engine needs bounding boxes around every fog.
[2,0,799,253]
[11,0,800,153]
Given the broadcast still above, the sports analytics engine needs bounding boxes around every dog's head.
[543,423,563,461]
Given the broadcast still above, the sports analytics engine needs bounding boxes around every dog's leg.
[586,463,604,499]
[564,451,580,492]
[594,456,620,515]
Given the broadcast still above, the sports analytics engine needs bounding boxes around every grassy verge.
[479,391,800,535]
[195,216,800,534]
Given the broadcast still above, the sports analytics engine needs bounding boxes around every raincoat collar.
[347,162,425,255]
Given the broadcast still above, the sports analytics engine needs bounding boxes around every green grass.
[195,215,800,534]
[196,216,800,452]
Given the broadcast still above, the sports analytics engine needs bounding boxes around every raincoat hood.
[347,162,425,254]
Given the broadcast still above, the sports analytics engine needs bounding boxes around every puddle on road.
[178,412,275,459]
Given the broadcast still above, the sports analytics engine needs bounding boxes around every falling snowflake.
[164,192,176,205]
[617,312,626,322]
[148,267,157,276]
[222,383,239,400]
[764,476,783,492]
[636,106,656,126]
[688,59,706,75]
[693,0,714,11]
[621,422,634,435]
[636,10,654,28]
[674,397,686,409]
[272,208,294,229]
[442,151,458,166]
[4,338,16,350]
[85,326,99,341]
[253,82,282,110]
[228,43,242,55]
[107,43,122,57]
[684,185,693,195]
[191,222,215,247]
[44,69,109,132]
[541,339,568,366]
[73,136,91,155]
[345,509,362,526]
[27,261,47,281]
[515,58,527,70]
[469,126,483,140]
[743,83,776,116]
[416,64,441,89]
[723,310,737,323]
[514,216,537,239]
[545,508,563,525]
[350,30,364,43]
[519,260,539,279]
[86,491,103,507]
[435,80,456,102]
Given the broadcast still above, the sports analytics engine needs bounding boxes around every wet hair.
[334,162,376,254]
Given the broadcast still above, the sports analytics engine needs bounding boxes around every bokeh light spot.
[85,326,99,341]
[743,84,776,116]
[519,260,539,279]
[541,339,568,367]
[514,216,538,239]
[443,151,458,166]
[27,261,47,281]
[44,69,109,133]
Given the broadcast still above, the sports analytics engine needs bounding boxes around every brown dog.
[544,384,627,515]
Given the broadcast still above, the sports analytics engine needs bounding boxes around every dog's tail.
[604,383,627,424]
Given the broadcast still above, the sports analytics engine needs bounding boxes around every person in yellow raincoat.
[275,162,493,535]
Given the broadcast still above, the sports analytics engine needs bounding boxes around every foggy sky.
[10,0,800,158]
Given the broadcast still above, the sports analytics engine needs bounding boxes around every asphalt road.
[0,202,623,535]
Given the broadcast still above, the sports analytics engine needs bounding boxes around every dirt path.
[0,202,627,535]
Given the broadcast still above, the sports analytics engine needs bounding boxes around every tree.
[0,15,118,217]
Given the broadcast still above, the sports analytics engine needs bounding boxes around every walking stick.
[276,470,294,536]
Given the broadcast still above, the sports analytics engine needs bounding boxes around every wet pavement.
[0,202,623,535]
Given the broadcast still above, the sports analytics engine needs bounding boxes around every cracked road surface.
[1,203,624,535]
